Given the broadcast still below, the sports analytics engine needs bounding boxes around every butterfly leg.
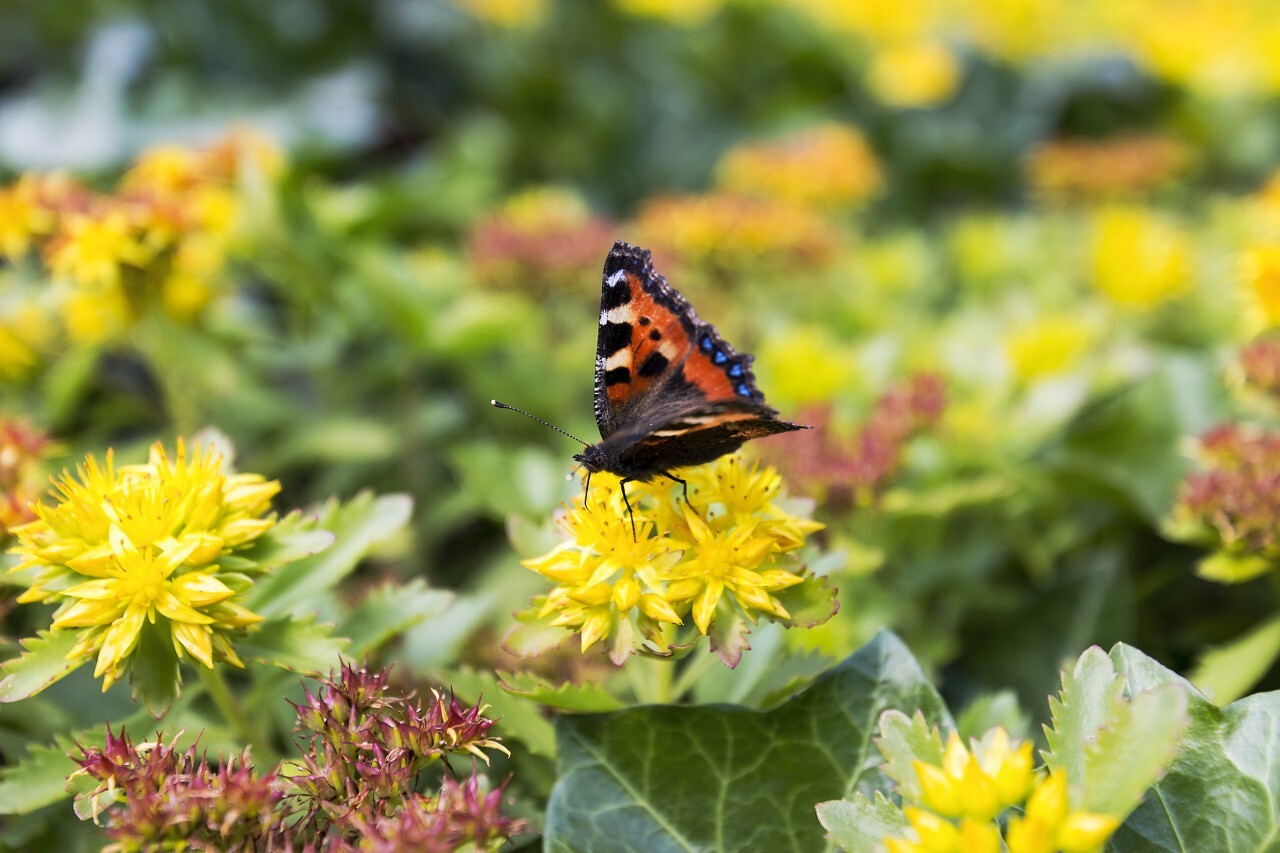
[661,472,695,514]
[582,471,593,507]
[619,478,639,542]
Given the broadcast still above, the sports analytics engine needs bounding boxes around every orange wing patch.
[603,272,694,405]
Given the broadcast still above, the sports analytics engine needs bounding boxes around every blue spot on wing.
[736,383,752,397]
[700,335,713,352]
[713,349,728,364]
[728,363,743,378]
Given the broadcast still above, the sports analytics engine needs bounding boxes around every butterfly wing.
[593,241,806,477]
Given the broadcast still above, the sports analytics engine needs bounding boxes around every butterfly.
[494,240,809,538]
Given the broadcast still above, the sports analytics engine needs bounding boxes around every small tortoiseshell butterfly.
[494,240,809,537]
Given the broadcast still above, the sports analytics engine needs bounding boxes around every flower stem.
[199,665,279,766]
[628,655,675,704]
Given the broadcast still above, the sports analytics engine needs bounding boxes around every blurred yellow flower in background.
[1092,206,1190,309]
[866,40,962,108]
[47,211,146,289]
[716,123,882,209]
[1005,315,1094,382]
[452,0,548,28]
[1028,134,1192,202]
[756,325,859,410]
[615,0,723,25]
[636,191,837,270]
[1241,246,1280,328]
[0,176,56,260]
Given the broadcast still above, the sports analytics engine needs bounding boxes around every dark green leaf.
[0,630,87,703]
[544,631,950,853]
[1109,643,1280,851]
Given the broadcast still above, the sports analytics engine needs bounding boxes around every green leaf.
[498,671,625,713]
[1042,646,1187,821]
[128,618,181,717]
[441,666,557,759]
[0,737,81,815]
[875,710,947,802]
[773,571,840,630]
[1110,643,1280,851]
[1195,551,1273,584]
[956,690,1029,741]
[236,616,348,673]
[544,631,950,853]
[502,606,570,659]
[234,516,335,574]
[816,792,910,853]
[0,630,87,702]
[1042,646,1125,798]
[1189,614,1280,705]
[243,492,412,618]
[1081,684,1186,819]
[341,579,453,657]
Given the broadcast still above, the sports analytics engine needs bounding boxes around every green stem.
[198,665,280,766]
[628,655,676,705]
[670,649,720,702]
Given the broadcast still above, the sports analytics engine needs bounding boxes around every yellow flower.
[520,454,823,656]
[614,0,723,25]
[122,145,205,196]
[0,176,56,260]
[884,807,1001,853]
[452,0,548,28]
[47,211,146,289]
[0,301,53,381]
[1005,316,1094,382]
[1241,245,1280,327]
[715,124,882,210]
[1092,205,1190,309]
[664,506,803,635]
[9,439,279,689]
[912,729,1035,822]
[756,326,859,410]
[58,282,132,345]
[1005,769,1120,853]
[866,40,961,108]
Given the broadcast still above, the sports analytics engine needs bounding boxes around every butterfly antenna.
[491,400,590,446]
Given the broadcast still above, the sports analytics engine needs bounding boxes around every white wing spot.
[604,349,632,370]
[606,270,627,288]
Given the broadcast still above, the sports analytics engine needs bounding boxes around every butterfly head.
[573,443,612,474]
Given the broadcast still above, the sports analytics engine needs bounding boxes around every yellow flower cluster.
[780,0,1280,98]
[1092,205,1190,310]
[715,123,882,210]
[9,439,280,689]
[635,191,837,271]
[520,454,822,663]
[0,129,281,357]
[886,729,1118,853]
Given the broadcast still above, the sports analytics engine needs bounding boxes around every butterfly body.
[574,241,808,493]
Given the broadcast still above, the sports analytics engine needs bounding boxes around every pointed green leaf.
[1188,614,1280,705]
[545,631,950,852]
[243,492,412,618]
[0,737,82,816]
[341,579,453,657]
[498,671,625,713]
[816,792,909,853]
[0,630,87,702]
[1110,643,1280,851]
[1041,645,1123,796]
[502,606,569,658]
[236,616,348,673]
[773,572,839,630]
[875,709,947,802]
[128,618,181,717]
[1196,551,1273,584]
[234,522,335,574]
[1080,684,1186,819]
